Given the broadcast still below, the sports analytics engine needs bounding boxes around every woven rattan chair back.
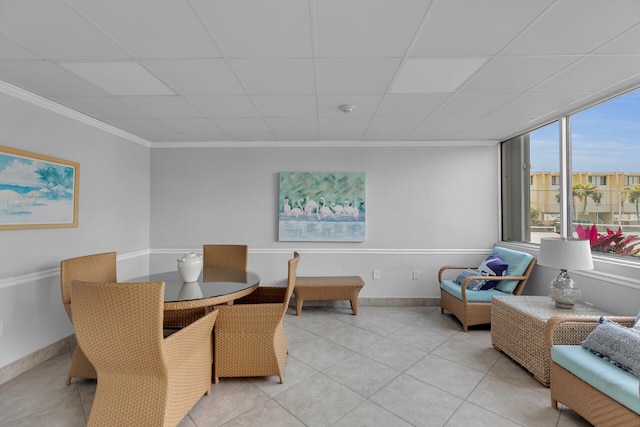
[213,252,299,384]
[60,252,117,384]
[71,280,218,427]
[202,244,248,270]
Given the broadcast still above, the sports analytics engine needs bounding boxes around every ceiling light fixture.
[339,104,356,113]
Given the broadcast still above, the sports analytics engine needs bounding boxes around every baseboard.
[0,335,74,386]
[288,297,437,309]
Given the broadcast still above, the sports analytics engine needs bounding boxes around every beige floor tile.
[275,373,365,426]
[466,374,559,426]
[249,356,317,397]
[371,374,463,427]
[333,400,413,427]
[431,337,501,373]
[323,324,383,351]
[221,400,304,427]
[288,336,356,371]
[444,401,521,427]
[0,305,600,426]
[358,337,427,372]
[388,325,450,353]
[188,379,269,427]
[405,354,486,399]
[323,353,400,397]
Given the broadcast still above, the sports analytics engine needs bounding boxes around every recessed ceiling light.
[390,58,487,93]
[59,62,175,96]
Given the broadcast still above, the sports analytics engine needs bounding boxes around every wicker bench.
[294,276,365,316]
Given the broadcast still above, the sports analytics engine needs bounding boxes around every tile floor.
[0,306,591,427]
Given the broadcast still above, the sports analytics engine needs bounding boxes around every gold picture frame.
[0,146,79,230]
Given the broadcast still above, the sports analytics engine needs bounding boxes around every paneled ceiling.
[1,0,640,145]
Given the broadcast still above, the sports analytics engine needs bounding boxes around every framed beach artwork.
[0,146,79,230]
[279,171,365,242]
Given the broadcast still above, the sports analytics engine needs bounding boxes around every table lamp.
[538,237,594,309]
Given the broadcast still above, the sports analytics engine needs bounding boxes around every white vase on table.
[177,252,203,283]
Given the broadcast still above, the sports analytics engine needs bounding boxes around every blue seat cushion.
[492,247,534,294]
[551,345,640,415]
[441,279,508,302]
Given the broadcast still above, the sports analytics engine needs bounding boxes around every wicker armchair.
[60,252,117,385]
[213,252,299,384]
[71,280,218,427]
[439,246,536,331]
[203,244,248,270]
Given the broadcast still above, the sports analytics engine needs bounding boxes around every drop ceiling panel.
[68,0,221,59]
[0,1,639,144]
[0,60,108,96]
[230,59,315,95]
[375,94,450,117]
[461,55,581,93]
[119,96,203,118]
[410,115,479,139]
[157,118,222,133]
[436,93,519,116]
[186,95,260,118]
[503,0,640,55]
[213,118,271,133]
[251,95,318,117]
[491,93,589,117]
[410,0,554,56]
[49,96,148,119]
[103,118,176,134]
[192,0,312,58]
[366,116,425,133]
[316,59,401,94]
[0,0,130,60]
[141,60,245,95]
[0,36,39,60]
[597,25,640,54]
[535,55,640,93]
[315,0,431,57]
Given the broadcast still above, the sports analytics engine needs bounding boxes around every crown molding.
[150,140,499,149]
[0,80,151,148]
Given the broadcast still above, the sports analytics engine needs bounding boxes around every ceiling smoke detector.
[339,104,356,113]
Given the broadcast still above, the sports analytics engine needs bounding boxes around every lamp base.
[549,269,581,309]
[553,301,575,309]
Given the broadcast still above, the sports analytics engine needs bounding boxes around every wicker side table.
[491,295,612,387]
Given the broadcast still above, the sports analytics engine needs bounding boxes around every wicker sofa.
[546,315,640,426]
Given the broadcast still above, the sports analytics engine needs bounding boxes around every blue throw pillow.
[454,269,488,292]
[477,252,508,289]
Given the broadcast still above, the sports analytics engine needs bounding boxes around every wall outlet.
[372,269,380,280]
[413,270,420,280]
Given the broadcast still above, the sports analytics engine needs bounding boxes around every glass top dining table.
[133,268,261,311]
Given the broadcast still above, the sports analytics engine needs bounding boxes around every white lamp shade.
[538,238,594,271]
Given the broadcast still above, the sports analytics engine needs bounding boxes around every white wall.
[148,145,502,297]
[0,92,151,369]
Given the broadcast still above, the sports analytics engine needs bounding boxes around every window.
[502,88,640,259]
[626,176,640,186]
[587,175,606,186]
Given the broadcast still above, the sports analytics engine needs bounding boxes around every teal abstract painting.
[279,171,365,242]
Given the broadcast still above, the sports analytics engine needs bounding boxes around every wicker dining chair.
[60,252,117,385]
[213,252,299,384]
[71,280,218,427]
[202,244,248,270]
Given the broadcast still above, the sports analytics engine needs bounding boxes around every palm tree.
[589,187,603,223]
[622,184,640,224]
